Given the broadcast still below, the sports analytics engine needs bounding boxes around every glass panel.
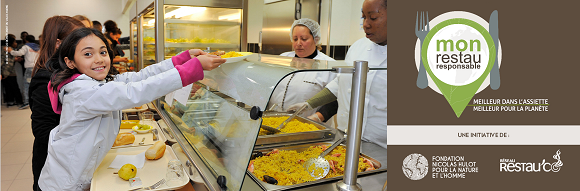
[160,84,261,191]
[197,53,387,110]
[142,10,156,68]
[199,54,298,110]
[164,5,242,59]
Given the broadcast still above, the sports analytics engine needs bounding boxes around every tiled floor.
[0,105,197,191]
[1,105,34,191]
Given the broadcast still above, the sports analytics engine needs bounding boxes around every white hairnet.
[290,18,321,45]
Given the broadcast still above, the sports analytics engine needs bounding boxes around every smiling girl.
[38,28,225,191]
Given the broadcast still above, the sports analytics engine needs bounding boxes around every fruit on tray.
[118,164,137,180]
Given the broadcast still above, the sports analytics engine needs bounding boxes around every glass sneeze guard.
[159,84,261,191]
[157,54,386,191]
[199,53,384,110]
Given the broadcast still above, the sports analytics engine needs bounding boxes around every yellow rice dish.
[259,116,319,135]
[221,51,244,58]
[248,145,375,186]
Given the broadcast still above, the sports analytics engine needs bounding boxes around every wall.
[1,0,130,39]
[247,0,263,44]
[246,0,366,46]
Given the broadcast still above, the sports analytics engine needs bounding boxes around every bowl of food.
[132,124,152,133]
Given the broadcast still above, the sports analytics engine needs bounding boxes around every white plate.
[91,145,188,191]
[223,52,253,63]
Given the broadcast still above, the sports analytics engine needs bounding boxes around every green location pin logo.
[421,18,496,117]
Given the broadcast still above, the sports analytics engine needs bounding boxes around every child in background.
[8,35,39,109]
[2,36,23,107]
[38,28,225,191]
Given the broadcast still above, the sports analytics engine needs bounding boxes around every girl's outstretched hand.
[196,55,226,71]
[188,49,207,57]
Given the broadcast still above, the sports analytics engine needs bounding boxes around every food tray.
[247,141,384,191]
[113,120,165,148]
[256,113,334,146]
[91,145,188,191]
[171,144,205,183]
[122,104,149,113]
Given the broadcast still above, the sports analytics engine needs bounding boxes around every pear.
[118,164,137,180]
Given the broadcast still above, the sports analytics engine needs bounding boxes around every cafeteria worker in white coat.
[288,0,387,149]
[270,18,336,117]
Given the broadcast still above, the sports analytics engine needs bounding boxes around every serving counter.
[153,53,387,191]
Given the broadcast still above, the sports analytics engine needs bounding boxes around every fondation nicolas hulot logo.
[414,10,503,117]
[500,150,563,173]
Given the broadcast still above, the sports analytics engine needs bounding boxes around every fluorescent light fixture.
[218,13,241,20]
[165,6,207,18]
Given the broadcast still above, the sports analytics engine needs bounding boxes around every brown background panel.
[386,0,580,124]
[388,145,579,190]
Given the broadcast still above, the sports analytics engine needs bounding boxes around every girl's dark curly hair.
[48,28,115,92]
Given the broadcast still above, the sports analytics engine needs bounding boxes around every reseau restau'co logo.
[500,150,563,173]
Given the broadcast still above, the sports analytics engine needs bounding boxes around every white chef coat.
[326,37,387,149]
[279,50,335,61]
[39,59,185,191]
[271,50,336,117]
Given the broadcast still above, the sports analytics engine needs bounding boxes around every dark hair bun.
[103,20,118,33]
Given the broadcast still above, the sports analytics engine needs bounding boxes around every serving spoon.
[303,137,346,180]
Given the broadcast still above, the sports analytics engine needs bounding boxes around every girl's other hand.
[188,49,207,57]
[120,57,129,62]
[196,55,225,71]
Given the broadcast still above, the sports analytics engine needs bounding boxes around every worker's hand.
[5,47,12,52]
[286,102,312,113]
[188,49,207,57]
[196,55,226,71]
[307,112,323,122]
[120,57,129,62]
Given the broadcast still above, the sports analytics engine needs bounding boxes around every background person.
[104,20,128,64]
[73,15,92,28]
[2,36,23,107]
[9,35,40,109]
[288,0,387,149]
[14,32,27,101]
[92,20,103,33]
[271,18,337,119]
[29,15,86,191]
